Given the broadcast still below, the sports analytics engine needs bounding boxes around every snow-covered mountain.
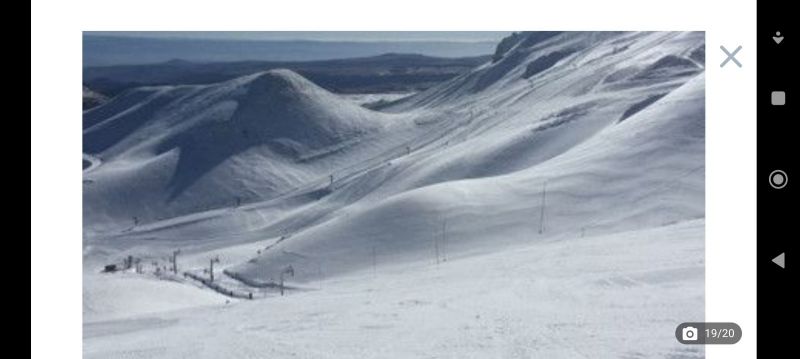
[84,32,705,359]
[83,69,408,232]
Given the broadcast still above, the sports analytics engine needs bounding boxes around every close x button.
[720,45,743,68]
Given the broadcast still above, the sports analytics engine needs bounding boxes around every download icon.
[773,31,784,44]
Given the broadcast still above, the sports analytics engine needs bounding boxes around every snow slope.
[83,31,705,358]
[83,272,227,322]
[231,73,704,284]
[85,220,703,359]
[217,31,705,285]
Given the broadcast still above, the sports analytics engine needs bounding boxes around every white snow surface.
[85,220,703,359]
[83,31,705,358]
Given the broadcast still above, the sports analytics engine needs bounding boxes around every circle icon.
[769,170,788,189]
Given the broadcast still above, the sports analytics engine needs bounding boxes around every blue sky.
[85,31,509,43]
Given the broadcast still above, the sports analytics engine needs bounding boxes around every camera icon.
[682,326,699,341]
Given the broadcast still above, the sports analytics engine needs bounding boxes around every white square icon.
[771,91,786,106]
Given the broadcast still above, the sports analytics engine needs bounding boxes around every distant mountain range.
[83,53,491,97]
[83,35,497,67]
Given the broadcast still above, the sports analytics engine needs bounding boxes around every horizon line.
[83,31,509,44]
